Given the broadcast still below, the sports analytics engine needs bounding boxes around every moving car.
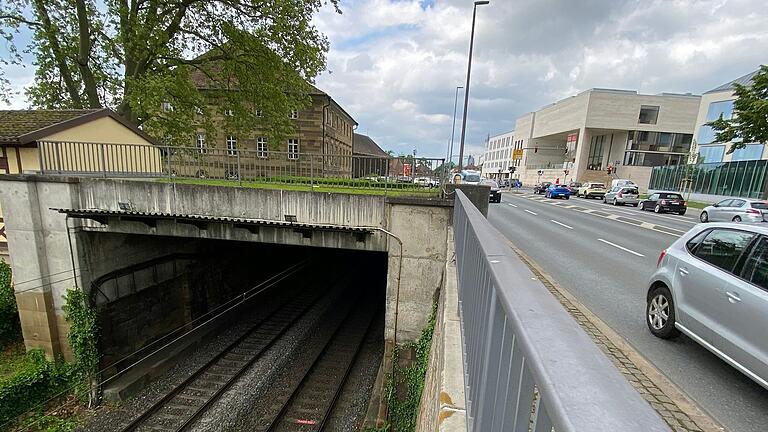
[646,223,768,390]
[700,199,768,223]
[533,182,552,194]
[461,170,482,185]
[545,183,571,199]
[577,182,606,199]
[639,192,687,215]
[566,181,582,196]
[481,179,502,203]
[603,186,640,206]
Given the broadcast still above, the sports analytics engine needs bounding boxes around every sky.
[2,0,767,160]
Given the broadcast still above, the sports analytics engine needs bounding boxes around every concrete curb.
[507,241,726,432]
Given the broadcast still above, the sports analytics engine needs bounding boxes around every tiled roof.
[353,133,389,157]
[705,69,760,94]
[0,110,101,143]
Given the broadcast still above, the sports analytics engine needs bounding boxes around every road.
[488,191,768,432]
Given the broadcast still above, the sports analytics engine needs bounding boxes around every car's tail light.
[747,208,760,215]
[617,192,623,198]
[660,199,668,205]
[682,201,687,206]
[657,249,667,267]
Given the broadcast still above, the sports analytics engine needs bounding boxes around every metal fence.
[649,160,768,199]
[36,141,446,195]
[453,190,668,432]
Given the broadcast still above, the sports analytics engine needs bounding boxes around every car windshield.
[552,184,567,189]
[464,174,481,182]
[623,188,639,194]
[750,202,768,209]
[591,183,605,189]
[481,180,498,187]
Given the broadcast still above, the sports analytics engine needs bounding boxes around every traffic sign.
[512,149,524,160]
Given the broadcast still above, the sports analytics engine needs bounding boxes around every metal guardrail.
[453,190,669,432]
[35,141,446,195]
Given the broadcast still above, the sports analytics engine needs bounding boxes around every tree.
[707,64,768,153]
[0,0,339,146]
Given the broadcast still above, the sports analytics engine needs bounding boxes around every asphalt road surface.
[489,191,768,432]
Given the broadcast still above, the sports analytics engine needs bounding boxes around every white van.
[611,179,637,189]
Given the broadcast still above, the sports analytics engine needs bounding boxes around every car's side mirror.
[713,204,719,208]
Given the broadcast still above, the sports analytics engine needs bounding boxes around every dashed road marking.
[508,204,518,207]
[597,238,645,257]
[524,209,538,215]
[550,220,574,230]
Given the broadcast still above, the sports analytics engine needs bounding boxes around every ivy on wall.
[62,289,100,405]
[0,259,20,349]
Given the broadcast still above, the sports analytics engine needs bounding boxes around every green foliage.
[0,0,340,147]
[62,289,99,401]
[0,259,20,349]
[0,349,74,426]
[384,301,438,432]
[707,64,768,153]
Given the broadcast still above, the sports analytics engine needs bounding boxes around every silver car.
[603,186,640,206]
[700,198,768,223]
[646,223,768,389]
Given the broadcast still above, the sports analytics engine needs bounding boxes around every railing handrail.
[453,190,668,431]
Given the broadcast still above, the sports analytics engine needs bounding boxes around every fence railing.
[36,141,446,195]
[649,160,768,199]
[453,190,668,432]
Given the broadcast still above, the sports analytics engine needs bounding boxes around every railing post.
[236,149,242,186]
[54,142,63,174]
[99,143,107,178]
[310,154,314,192]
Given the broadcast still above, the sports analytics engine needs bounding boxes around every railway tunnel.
[0,176,452,430]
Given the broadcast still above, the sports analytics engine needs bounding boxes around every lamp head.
[474,0,490,5]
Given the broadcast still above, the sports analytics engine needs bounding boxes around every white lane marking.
[524,209,538,215]
[508,204,518,207]
[597,238,645,257]
[550,219,573,230]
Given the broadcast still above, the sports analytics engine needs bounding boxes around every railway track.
[118,286,328,432]
[261,296,381,432]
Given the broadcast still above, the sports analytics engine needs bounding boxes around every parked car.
[414,176,436,187]
[533,181,552,194]
[639,192,687,215]
[545,183,571,199]
[700,199,768,223]
[481,179,502,203]
[646,223,768,390]
[566,181,582,196]
[577,182,606,199]
[396,176,413,183]
[603,186,640,206]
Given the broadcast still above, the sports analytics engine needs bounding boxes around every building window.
[289,109,298,119]
[288,139,299,160]
[226,136,237,156]
[256,137,268,158]
[731,144,764,161]
[697,145,725,163]
[196,133,207,154]
[698,100,735,144]
[162,102,173,112]
[638,105,659,124]
[588,135,605,170]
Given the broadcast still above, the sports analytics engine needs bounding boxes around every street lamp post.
[457,0,489,171]
[446,86,464,169]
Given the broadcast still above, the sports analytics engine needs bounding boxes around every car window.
[660,193,683,200]
[716,199,733,207]
[694,229,756,273]
[649,194,659,200]
[686,229,710,253]
[623,188,638,194]
[750,202,768,210]
[592,183,605,188]
[464,174,480,182]
[731,199,746,207]
[741,237,768,290]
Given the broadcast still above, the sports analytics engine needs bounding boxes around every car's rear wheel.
[639,202,645,211]
[733,216,742,222]
[613,198,618,206]
[700,211,709,223]
[646,285,680,339]
[654,204,662,213]
[565,195,569,200]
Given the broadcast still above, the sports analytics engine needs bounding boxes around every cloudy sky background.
[2,0,767,160]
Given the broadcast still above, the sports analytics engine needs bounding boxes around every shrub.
[0,259,20,349]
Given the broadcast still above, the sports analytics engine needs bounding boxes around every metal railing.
[649,160,768,199]
[453,190,668,432]
[36,141,446,195]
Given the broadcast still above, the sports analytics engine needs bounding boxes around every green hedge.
[0,349,73,426]
[0,259,20,349]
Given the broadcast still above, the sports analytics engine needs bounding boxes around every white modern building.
[513,88,701,189]
[481,130,515,180]
[694,69,764,163]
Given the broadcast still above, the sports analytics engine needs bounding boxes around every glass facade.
[588,135,605,170]
[697,100,735,144]
[623,130,692,167]
[697,145,725,163]
[731,144,765,161]
[649,160,768,199]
